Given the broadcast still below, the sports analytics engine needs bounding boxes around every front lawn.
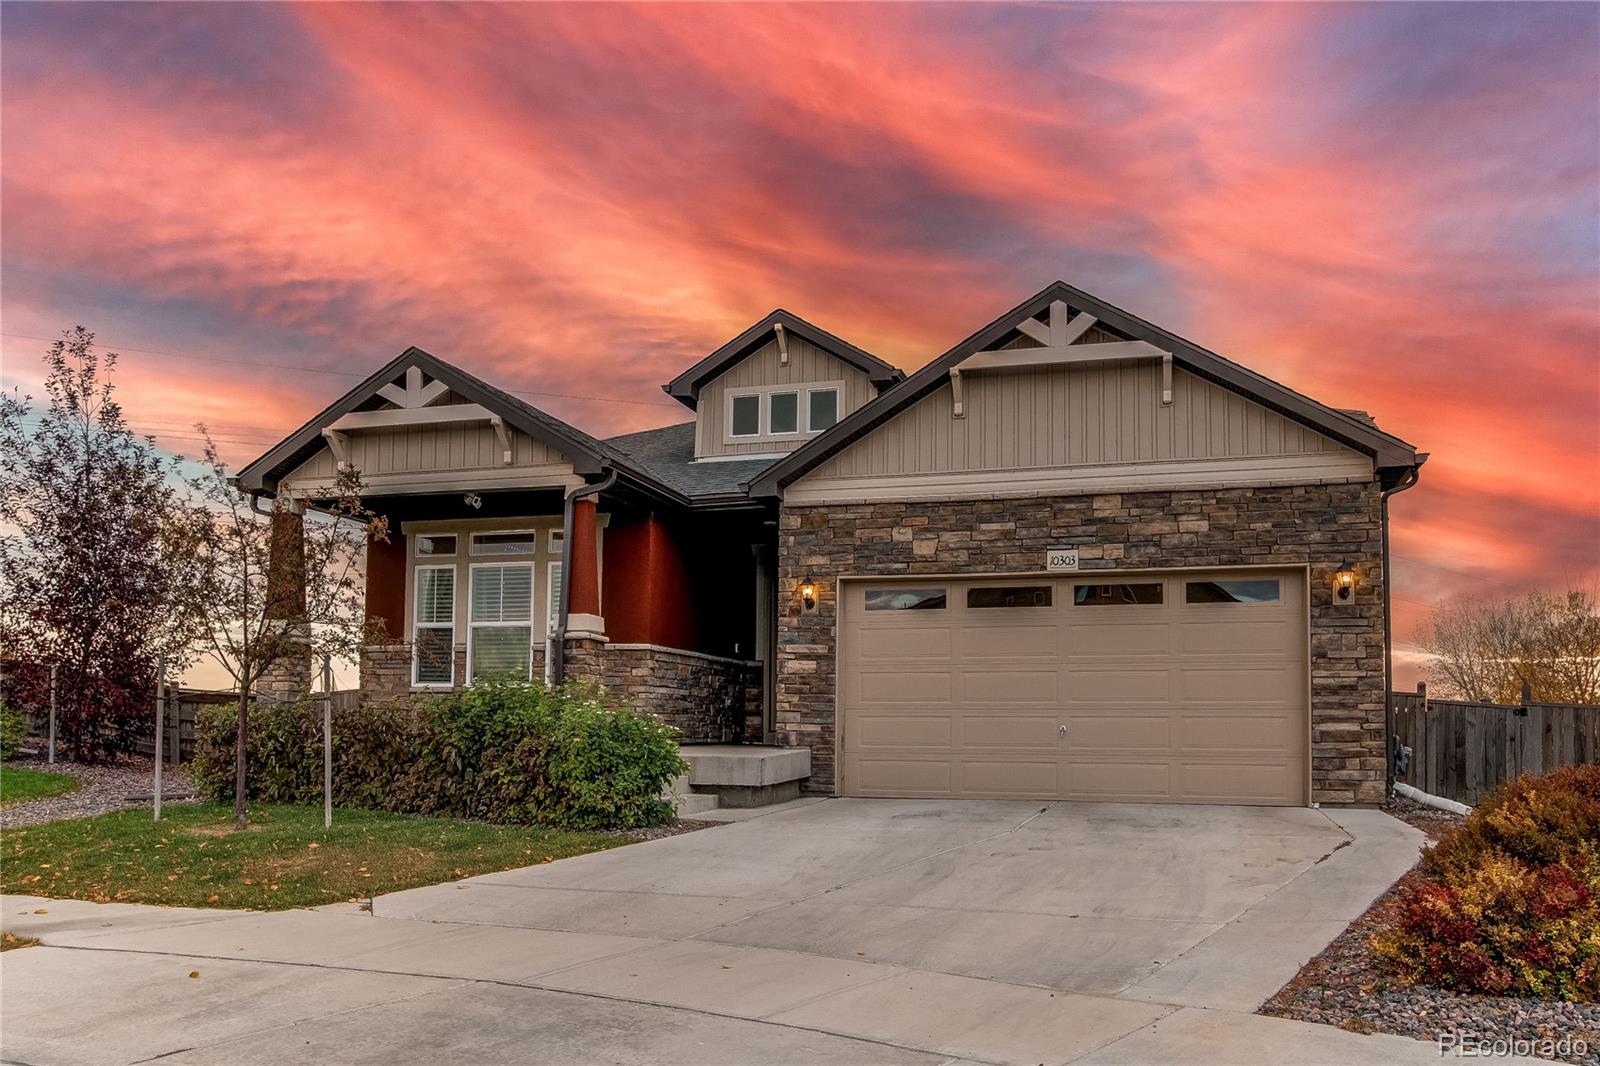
[1,766,81,806]
[0,804,624,910]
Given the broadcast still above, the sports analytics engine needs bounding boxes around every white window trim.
[411,564,456,688]
[469,529,541,556]
[466,561,536,683]
[546,560,563,627]
[723,380,845,445]
[546,528,564,553]
[805,385,840,433]
[413,533,457,559]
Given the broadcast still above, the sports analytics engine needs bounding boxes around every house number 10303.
[1047,547,1079,571]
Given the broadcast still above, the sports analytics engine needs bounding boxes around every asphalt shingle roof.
[605,421,774,499]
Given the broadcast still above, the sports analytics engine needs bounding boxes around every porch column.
[566,496,605,639]
[259,499,312,702]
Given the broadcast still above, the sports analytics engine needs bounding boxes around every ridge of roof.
[662,309,903,410]
[750,281,1422,496]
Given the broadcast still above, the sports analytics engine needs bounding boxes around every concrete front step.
[671,793,722,817]
[678,745,811,809]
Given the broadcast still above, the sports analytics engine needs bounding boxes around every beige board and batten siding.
[838,570,1309,805]
[696,334,875,459]
[281,422,578,495]
[787,361,1373,503]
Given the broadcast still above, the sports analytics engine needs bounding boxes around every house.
[237,281,1424,807]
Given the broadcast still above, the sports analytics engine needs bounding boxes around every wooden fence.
[6,673,360,764]
[1392,684,1600,806]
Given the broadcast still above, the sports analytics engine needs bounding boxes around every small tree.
[0,328,197,760]
[1419,585,1600,705]
[182,432,387,827]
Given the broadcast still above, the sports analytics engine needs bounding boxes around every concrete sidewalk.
[1,800,1535,1066]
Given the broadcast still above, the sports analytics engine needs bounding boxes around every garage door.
[838,569,1308,805]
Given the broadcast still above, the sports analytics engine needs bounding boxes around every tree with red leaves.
[0,328,198,761]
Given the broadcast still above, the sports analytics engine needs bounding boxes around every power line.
[0,331,682,409]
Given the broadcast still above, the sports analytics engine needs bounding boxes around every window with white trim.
[413,566,455,686]
[469,563,534,680]
[547,561,564,628]
[807,388,838,431]
[470,530,538,555]
[547,528,564,553]
[730,394,761,437]
[725,381,845,442]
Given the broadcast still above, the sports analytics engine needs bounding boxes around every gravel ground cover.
[1261,797,1599,1064]
[607,818,720,842]
[0,756,195,828]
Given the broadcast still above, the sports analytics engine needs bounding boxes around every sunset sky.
[2,2,1597,683]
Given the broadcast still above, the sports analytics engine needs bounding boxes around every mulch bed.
[607,818,721,842]
[1260,798,1600,1064]
[1,755,197,828]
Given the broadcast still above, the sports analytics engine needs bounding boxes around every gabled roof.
[238,347,622,495]
[750,281,1423,497]
[662,310,903,410]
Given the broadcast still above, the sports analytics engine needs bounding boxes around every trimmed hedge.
[191,681,687,831]
[1372,764,1600,1001]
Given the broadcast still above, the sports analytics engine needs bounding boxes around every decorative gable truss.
[321,365,515,470]
[949,300,1172,417]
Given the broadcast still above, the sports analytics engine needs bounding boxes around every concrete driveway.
[6,798,1510,1066]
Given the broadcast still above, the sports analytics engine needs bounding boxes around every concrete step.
[677,745,811,809]
[672,792,721,817]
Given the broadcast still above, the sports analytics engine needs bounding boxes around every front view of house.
[238,282,1424,808]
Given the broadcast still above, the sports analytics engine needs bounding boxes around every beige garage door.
[838,570,1308,805]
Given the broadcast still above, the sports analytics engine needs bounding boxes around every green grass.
[1,804,624,910]
[1,766,81,806]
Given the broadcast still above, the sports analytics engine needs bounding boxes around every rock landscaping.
[1263,781,1600,1063]
[1,756,194,828]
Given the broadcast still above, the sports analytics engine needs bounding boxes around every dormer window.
[725,383,843,443]
[731,394,761,437]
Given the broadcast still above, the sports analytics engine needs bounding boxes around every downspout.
[548,468,618,686]
[1381,457,1425,799]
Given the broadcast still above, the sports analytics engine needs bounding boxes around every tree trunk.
[234,680,250,829]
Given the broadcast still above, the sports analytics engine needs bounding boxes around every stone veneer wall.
[777,481,1387,805]
[597,646,763,742]
[364,637,762,744]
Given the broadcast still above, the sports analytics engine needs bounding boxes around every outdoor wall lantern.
[799,577,818,611]
[1332,562,1358,602]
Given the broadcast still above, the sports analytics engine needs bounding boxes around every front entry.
[837,569,1309,805]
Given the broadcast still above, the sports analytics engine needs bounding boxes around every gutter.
[547,467,618,686]
[1381,455,1427,798]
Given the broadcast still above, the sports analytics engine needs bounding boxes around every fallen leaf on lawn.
[206,895,220,903]
[307,842,319,849]
[166,875,179,882]
[37,864,50,869]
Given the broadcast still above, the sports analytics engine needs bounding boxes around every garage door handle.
[1058,724,1068,737]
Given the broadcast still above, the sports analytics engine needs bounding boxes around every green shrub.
[190,681,686,831]
[1372,764,1600,1001]
[0,701,26,761]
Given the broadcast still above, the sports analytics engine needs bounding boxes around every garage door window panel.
[1073,583,1163,606]
[967,585,1052,609]
[865,588,947,611]
[1186,579,1281,604]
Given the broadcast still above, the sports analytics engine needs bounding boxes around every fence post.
[48,664,58,765]
[153,662,166,821]
[321,655,333,830]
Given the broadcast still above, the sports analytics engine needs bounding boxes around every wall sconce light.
[799,577,817,611]
[1332,561,1358,602]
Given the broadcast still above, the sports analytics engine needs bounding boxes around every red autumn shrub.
[1372,765,1600,1001]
